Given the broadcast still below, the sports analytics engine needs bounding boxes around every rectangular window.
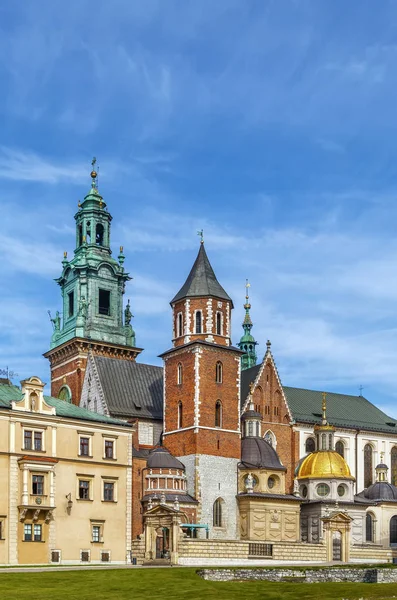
[34,431,42,451]
[80,437,90,456]
[79,480,90,500]
[34,524,42,542]
[68,291,74,317]
[24,430,32,450]
[98,289,110,316]
[103,482,114,502]
[24,524,32,541]
[0,520,4,540]
[32,475,44,495]
[92,525,101,542]
[104,440,114,459]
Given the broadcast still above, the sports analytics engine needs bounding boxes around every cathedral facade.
[38,163,397,564]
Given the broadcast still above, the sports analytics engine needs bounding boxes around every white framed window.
[80,549,91,562]
[76,474,94,501]
[91,521,105,543]
[23,428,45,452]
[195,310,202,334]
[177,363,183,385]
[176,312,183,337]
[78,432,93,457]
[102,477,118,502]
[103,436,117,460]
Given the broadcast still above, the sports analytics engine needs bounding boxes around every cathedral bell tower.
[160,238,243,539]
[44,159,141,404]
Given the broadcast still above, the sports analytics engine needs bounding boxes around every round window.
[300,485,308,498]
[316,483,330,497]
[268,476,276,489]
[337,484,346,497]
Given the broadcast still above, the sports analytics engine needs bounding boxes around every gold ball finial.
[91,170,97,179]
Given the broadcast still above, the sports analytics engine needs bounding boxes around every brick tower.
[161,240,243,538]
[44,159,141,404]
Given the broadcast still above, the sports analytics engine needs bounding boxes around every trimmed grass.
[1,568,397,600]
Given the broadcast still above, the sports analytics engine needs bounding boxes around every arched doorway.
[332,531,342,561]
[390,516,397,545]
[155,527,170,559]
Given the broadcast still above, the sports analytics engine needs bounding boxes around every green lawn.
[1,568,397,600]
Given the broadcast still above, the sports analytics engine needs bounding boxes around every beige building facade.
[0,376,133,565]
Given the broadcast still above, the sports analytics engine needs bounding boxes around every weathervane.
[0,367,18,380]
[197,229,204,243]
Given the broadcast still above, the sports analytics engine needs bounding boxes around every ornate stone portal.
[143,504,184,564]
[321,510,353,562]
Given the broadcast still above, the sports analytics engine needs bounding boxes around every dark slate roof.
[132,448,151,459]
[160,339,243,358]
[240,368,397,434]
[283,386,397,434]
[240,437,286,471]
[356,482,397,502]
[241,409,262,421]
[0,383,130,427]
[171,243,233,306]
[94,356,163,419]
[147,447,185,470]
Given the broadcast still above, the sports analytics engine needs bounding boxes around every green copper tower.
[238,280,258,370]
[49,159,136,350]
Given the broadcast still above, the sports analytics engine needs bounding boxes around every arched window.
[215,400,222,428]
[215,361,223,383]
[366,513,374,542]
[390,515,397,545]
[177,313,183,338]
[264,431,276,447]
[195,311,202,334]
[178,402,183,429]
[58,386,72,403]
[177,363,183,385]
[335,440,345,458]
[391,447,397,486]
[213,498,224,527]
[305,437,315,453]
[78,223,83,246]
[216,312,222,335]
[364,444,374,488]
[96,223,104,245]
[86,221,91,243]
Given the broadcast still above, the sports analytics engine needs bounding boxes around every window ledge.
[76,498,94,502]
[78,455,93,459]
[102,500,117,504]
[22,540,45,543]
[91,541,104,544]
[103,457,117,461]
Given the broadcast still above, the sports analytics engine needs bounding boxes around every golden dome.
[297,451,354,480]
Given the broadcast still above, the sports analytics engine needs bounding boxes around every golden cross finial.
[197,229,204,244]
[322,392,327,423]
[92,157,97,169]
[245,278,251,300]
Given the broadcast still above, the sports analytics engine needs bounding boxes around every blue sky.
[2,0,397,416]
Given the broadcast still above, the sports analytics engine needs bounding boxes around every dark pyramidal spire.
[238,280,258,370]
[171,239,233,305]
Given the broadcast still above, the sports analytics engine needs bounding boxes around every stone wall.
[198,566,397,583]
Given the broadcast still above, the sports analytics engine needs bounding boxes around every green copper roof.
[238,281,258,370]
[171,243,233,305]
[0,383,130,427]
[283,386,397,433]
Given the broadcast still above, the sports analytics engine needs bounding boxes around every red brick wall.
[173,298,231,347]
[249,358,299,492]
[50,356,87,405]
[164,344,241,459]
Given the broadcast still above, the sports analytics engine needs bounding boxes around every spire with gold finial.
[238,279,258,370]
[90,156,98,190]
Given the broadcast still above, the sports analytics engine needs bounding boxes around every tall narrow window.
[216,312,222,335]
[68,291,74,317]
[78,224,83,246]
[178,402,183,429]
[366,513,374,542]
[86,221,91,243]
[195,311,202,334]
[215,400,222,428]
[335,440,344,458]
[177,313,183,338]
[391,447,397,486]
[215,361,223,383]
[96,223,104,245]
[213,498,223,527]
[98,289,110,316]
[177,363,183,385]
[32,475,44,495]
[321,433,326,450]
[364,444,373,488]
[34,431,42,451]
[24,430,32,450]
